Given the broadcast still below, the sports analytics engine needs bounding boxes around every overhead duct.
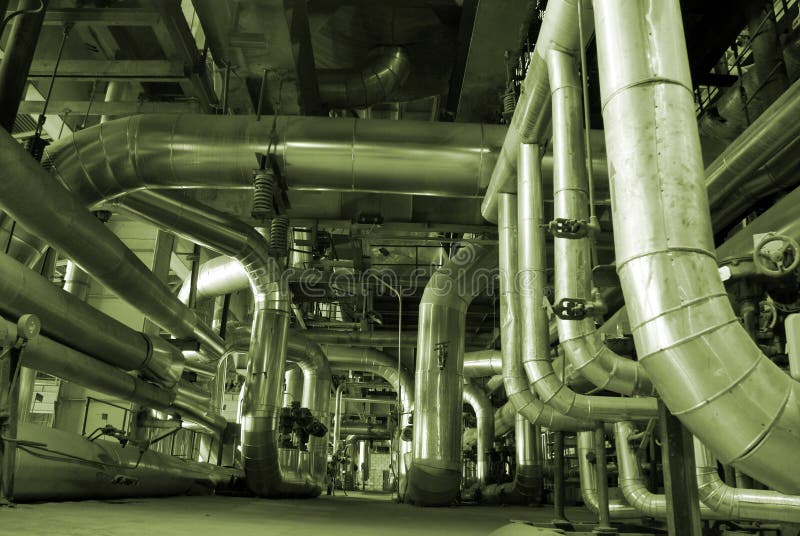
[286,333,333,485]
[497,189,592,432]
[462,381,493,485]
[0,253,184,388]
[0,127,224,357]
[406,242,497,506]
[482,414,543,506]
[594,0,800,492]
[45,114,506,205]
[547,48,653,397]
[9,423,241,502]
[481,0,593,222]
[516,144,657,421]
[318,46,412,109]
[118,190,320,498]
[693,438,800,523]
[613,422,724,520]
[339,423,392,441]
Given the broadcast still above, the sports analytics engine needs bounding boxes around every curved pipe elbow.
[318,46,411,109]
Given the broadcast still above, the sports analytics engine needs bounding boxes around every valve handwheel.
[753,234,800,276]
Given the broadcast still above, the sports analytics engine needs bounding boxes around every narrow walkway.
[1,494,598,536]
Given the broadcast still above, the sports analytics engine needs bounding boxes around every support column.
[553,431,567,523]
[659,401,702,536]
[593,426,616,535]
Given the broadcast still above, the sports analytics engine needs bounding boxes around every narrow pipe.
[406,242,498,506]
[593,427,613,529]
[576,430,639,519]
[553,432,566,521]
[286,332,333,484]
[0,127,224,357]
[594,0,800,492]
[516,143,656,420]
[693,438,800,523]
[547,48,653,397]
[498,188,591,432]
[462,381,493,485]
[613,421,724,519]
[481,0,594,222]
[119,190,320,498]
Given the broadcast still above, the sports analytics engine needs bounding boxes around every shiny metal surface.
[463,349,504,378]
[177,255,248,304]
[318,46,411,108]
[0,213,46,268]
[119,190,321,497]
[11,423,241,502]
[480,0,594,222]
[0,127,223,358]
[595,0,800,493]
[0,252,183,388]
[575,429,639,519]
[705,79,800,215]
[516,143,656,420]
[287,332,332,484]
[407,242,497,506]
[483,414,543,504]
[47,114,506,206]
[613,422,723,519]
[462,381,493,485]
[547,48,653,397]
[498,188,591,432]
[283,365,303,408]
[693,437,800,523]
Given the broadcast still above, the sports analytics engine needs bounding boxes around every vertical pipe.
[593,426,613,531]
[0,0,49,131]
[553,431,566,522]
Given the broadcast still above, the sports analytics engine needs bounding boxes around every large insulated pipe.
[498,189,592,432]
[547,48,653,397]
[462,381,493,485]
[46,115,506,206]
[595,0,800,492]
[705,79,800,216]
[406,242,497,506]
[463,350,503,378]
[0,128,224,357]
[283,365,303,407]
[516,144,656,420]
[613,421,723,520]
[0,253,184,388]
[9,423,241,502]
[693,438,800,523]
[318,46,411,109]
[481,0,593,222]
[118,191,320,498]
[286,333,332,485]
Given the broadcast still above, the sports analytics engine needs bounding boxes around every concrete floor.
[0,492,598,536]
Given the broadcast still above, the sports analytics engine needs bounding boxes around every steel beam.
[18,100,201,116]
[27,60,185,81]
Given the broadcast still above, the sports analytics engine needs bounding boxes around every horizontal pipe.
[10,423,241,502]
[46,114,507,205]
[0,252,183,388]
[0,126,224,357]
[463,349,503,378]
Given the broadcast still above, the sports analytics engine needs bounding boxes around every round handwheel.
[753,234,800,276]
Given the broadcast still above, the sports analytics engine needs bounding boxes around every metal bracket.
[548,218,590,239]
[434,341,449,370]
